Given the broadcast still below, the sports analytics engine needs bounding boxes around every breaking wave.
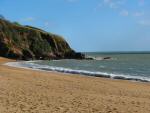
[5,61,150,82]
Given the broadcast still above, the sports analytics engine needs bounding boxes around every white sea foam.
[4,61,150,82]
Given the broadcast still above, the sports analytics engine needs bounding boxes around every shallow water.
[5,52,150,82]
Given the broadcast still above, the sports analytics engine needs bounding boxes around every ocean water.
[5,52,150,82]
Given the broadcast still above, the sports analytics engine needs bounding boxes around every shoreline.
[4,60,150,83]
[0,57,150,113]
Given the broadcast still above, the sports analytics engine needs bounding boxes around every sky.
[0,0,150,52]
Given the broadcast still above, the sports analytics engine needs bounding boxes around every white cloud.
[138,0,145,6]
[138,20,150,26]
[66,0,78,3]
[120,10,128,16]
[94,0,126,12]
[104,0,111,4]
[44,22,50,27]
[94,3,103,11]
[133,12,144,17]
[109,2,118,9]
[103,0,125,9]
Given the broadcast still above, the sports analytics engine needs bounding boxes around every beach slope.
[0,57,150,113]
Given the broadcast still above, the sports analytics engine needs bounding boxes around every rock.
[64,51,85,59]
[85,57,94,60]
[0,18,85,60]
[103,57,111,60]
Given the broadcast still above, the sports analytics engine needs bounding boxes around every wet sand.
[0,57,150,113]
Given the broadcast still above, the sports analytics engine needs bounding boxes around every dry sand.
[0,57,150,113]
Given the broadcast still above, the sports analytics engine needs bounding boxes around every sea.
[5,52,150,82]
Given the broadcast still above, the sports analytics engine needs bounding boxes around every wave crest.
[5,61,150,82]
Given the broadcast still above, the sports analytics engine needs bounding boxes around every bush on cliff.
[0,18,85,60]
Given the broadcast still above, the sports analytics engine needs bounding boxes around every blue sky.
[0,0,150,52]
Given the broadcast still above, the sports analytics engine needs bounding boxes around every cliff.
[0,18,85,60]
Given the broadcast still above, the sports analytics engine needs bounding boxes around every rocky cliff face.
[0,19,85,60]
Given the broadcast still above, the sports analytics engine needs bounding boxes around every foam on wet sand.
[0,57,150,113]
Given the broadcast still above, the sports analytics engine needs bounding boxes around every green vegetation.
[13,22,21,26]
[0,18,81,60]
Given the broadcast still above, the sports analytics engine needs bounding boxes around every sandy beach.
[0,57,150,113]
